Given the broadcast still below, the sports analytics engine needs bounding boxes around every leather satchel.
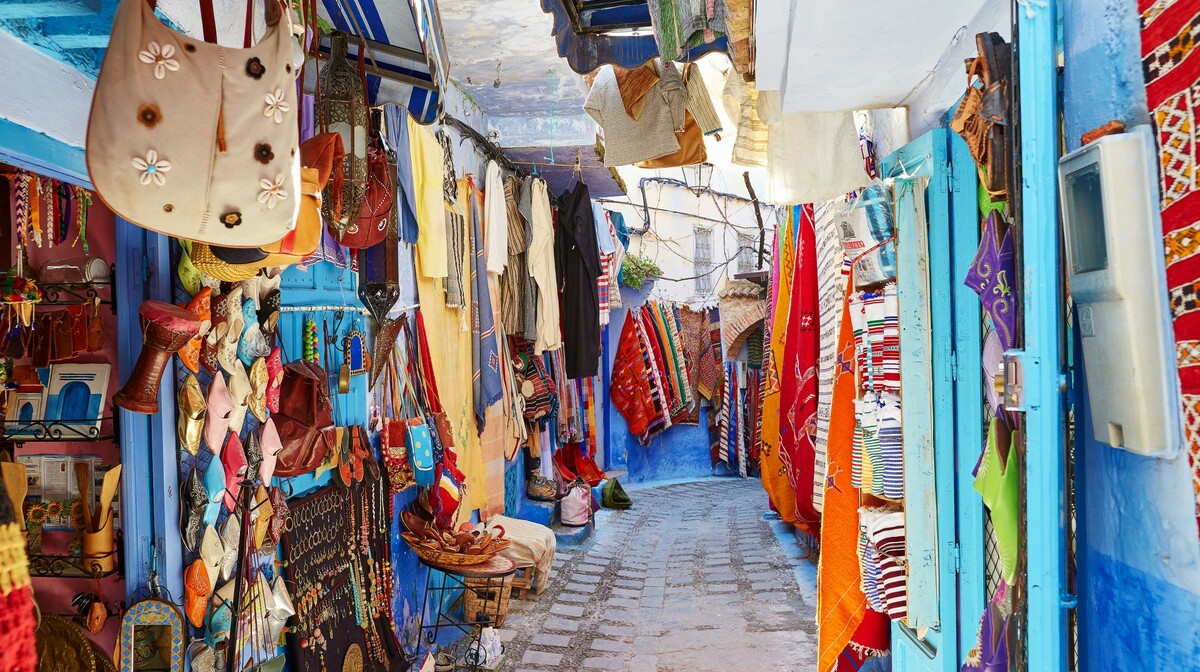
[87,0,302,247]
[340,135,394,250]
[273,360,335,477]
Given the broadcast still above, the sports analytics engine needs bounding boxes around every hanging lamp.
[317,30,368,240]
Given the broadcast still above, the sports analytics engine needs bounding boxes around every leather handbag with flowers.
[87,0,303,248]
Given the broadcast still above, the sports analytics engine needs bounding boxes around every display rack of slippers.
[0,165,126,661]
[164,237,406,672]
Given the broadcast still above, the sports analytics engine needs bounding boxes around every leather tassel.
[216,107,227,154]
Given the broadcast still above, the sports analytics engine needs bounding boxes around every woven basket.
[401,533,496,567]
[464,574,513,627]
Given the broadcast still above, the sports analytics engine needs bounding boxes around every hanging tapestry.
[813,197,849,514]
[1141,0,1200,535]
[779,204,821,534]
[817,274,889,671]
[760,209,799,523]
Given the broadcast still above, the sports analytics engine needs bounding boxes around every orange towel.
[760,209,799,523]
[817,274,881,671]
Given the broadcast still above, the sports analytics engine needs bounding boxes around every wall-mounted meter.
[1058,124,1182,458]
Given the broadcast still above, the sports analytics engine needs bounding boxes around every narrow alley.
[499,479,817,672]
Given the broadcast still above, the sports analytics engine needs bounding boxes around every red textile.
[1141,0,1200,536]
[0,586,36,672]
[779,204,821,533]
[611,314,657,436]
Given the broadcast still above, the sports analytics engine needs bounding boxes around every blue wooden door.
[880,128,986,672]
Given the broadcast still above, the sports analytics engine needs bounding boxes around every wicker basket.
[464,574,513,627]
[401,533,498,567]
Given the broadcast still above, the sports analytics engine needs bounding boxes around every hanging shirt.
[384,106,420,244]
[409,117,447,278]
[556,182,603,379]
[528,178,562,354]
[483,160,508,274]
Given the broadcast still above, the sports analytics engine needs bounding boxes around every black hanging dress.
[556,181,602,379]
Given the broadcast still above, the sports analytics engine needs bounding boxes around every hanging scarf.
[467,179,503,433]
[779,204,821,535]
[440,134,466,308]
[759,209,798,522]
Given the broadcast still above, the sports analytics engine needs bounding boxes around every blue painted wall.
[604,309,733,483]
[1063,1,1200,668]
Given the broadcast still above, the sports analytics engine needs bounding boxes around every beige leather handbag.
[87,0,302,248]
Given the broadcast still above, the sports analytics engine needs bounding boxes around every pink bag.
[559,482,592,527]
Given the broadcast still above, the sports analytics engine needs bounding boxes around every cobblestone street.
[499,478,818,672]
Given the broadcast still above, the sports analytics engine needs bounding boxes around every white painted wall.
[600,178,777,307]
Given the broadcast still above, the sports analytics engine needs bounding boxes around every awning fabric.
[540,0,728,74]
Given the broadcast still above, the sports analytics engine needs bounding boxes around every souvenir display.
[283,477,398,672]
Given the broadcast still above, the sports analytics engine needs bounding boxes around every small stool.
[510,566,538,599]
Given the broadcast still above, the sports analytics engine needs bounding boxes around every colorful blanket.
[780,204,821,534]
[817,274,889,671]
[1141,0,1200,536]
[760,209,799,522]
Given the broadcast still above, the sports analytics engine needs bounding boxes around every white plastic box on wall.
[1058,124,1183,458]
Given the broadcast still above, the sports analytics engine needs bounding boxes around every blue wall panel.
[1064,0,1200,668]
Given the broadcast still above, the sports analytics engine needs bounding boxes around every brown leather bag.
[339,135,393,250]
[635,110,707,169]
[274,360,335,477]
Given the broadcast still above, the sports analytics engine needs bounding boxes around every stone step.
[552,520,593,546]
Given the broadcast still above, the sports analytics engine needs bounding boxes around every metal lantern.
[317,30,368,239]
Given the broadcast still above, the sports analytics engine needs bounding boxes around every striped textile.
[683,62,723,135]
[501,176,528,334]
[813,197,848,514]
[441,134,466,308]
[861,508,907,621]
[875,392,903,500]
[719,360,735,466]
[598,253,611,326]
[858,526,885,613]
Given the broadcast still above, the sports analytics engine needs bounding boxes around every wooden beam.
[43,7,115,50]
[0,0,100,19]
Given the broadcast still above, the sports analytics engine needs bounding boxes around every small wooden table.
[416,555,516,671]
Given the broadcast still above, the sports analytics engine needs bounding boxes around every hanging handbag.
[87,0,302,247]
[340,139,394,249]
[559,481,592,527]
[514,351,557,422]
[383,417,417,494]
[206,133,343,267]
[273,360,335,477]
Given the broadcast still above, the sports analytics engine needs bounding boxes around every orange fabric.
[759,210,798,524]
[817,275,870,672]
[613,63,660,121]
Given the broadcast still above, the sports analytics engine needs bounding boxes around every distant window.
[695,226,714,295]
[738,232,756,273]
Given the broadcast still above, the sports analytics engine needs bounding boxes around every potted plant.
[619,254,661,307]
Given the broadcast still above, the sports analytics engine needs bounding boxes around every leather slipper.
[177,374,206,457]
